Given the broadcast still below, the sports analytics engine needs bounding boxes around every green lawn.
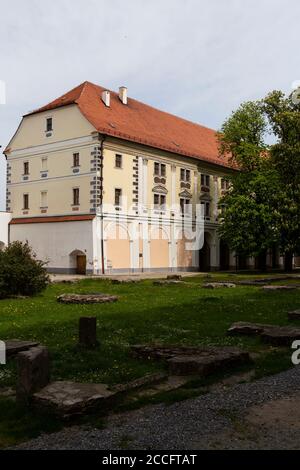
[0,273,299,446]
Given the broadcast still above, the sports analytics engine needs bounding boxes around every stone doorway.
[69,250,87,275]
[199,233,211,272]
[219,240,230,271]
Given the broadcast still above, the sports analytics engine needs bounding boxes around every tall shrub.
[0,241,49,298]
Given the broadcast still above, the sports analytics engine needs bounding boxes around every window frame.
[114,188,122,207]
[180,197,191,215]
[46,117,53,132]
[154,162,166,177]
[73,153,80,168]
[180,168,191,182]
[72,187,80,206]
[201,200,210,218]
[115,154,122,169]
[23,161,29,176]
[41,157,48,172]
[201,174,210,187]
[23,193,29,210]
[153,193,166,210]
[221,178,230,191]
[40,191,48,208]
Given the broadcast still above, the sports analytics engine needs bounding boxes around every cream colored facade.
[5,100,236,274]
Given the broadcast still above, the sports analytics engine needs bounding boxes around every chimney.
[119,86,127,105]
[101,90,110,107]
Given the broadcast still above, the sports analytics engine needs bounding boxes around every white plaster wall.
[10,220,94,272]
[0,212,11,245]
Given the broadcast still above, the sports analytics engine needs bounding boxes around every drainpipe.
[99,134,106,274]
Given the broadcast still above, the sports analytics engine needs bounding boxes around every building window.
[153,193,166,210]
[221,178,230,191]
[46,118,53,132]
[180,169,191,182]
[23,194,29,210]
[23,161,29,175]
[41,157,48,171]
[73,188,80,206]
[115,154,122,168]
[201,201,210,218]
[154,162,166,177]
[114,188,122,206]
[219,204,226,216]
[201,174,210,187]
[40,191,47,208]
[73,153,80,167]
[180,198,191,214]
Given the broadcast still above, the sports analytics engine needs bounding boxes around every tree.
[0,241,49,299]
[218,101,267,171]
[263,91,300,270]
[218,101,280,269]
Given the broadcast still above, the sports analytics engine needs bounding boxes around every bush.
[0,241,49,298]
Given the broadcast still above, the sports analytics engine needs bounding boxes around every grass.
[0,272,299,446]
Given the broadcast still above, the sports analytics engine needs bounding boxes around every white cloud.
[1,0,300,209]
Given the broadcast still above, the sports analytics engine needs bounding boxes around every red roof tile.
[25,81,231,168]
[10,214,95,224]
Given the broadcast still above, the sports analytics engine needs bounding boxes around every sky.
[1,0,300,210]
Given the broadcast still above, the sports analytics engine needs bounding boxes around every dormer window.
[46,118,53,132]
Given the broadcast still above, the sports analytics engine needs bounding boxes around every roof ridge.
[84,81,217,134]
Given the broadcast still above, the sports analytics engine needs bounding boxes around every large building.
[3,81,237,274]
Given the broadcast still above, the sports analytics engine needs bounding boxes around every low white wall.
[10,220,94,273]
[0,212,11,246]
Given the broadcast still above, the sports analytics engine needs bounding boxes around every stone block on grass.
[79,317,98,348]
[57,293,118,304]
[4,339,39,358]
[288,310,300,321]
[33,381,115,418]
[203,282,236,289]
[16,346,50,403]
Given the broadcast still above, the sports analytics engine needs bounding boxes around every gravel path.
[15,366,300,450]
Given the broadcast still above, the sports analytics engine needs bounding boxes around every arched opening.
[149,226,169,269]
[177,229,193,269]
[237,254,248,270]
[105,223,131,271]
[271,245,280,269]
[219,240,230,271]
[0,241,5,251]
[69,249,87,275]
[199,233,211,272]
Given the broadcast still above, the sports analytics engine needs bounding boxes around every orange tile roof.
[10,215,95,224]
[25,81,232,168]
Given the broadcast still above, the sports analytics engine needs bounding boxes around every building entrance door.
[76,255,87,274]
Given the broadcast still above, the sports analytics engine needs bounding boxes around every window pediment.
[152,184,168,195]
[179,189,192,199]
[200,194,212,201]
